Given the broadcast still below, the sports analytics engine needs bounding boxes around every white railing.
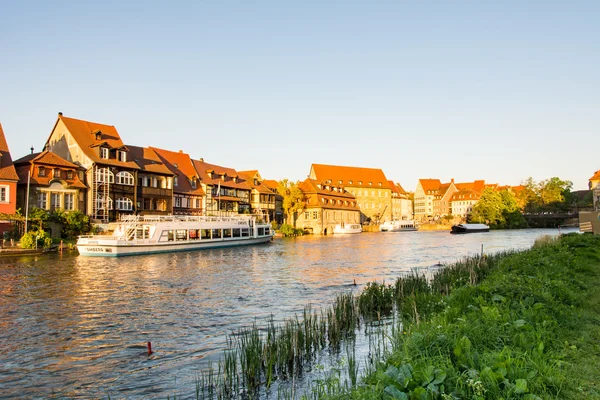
[118,214,270,224]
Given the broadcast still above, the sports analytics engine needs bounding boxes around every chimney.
[451,178,454,184]
[178,150,183,153]
[30,146,34,154]
[58,112,63,117]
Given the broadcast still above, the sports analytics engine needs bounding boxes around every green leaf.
[432,369,447,385]
[384,386,409,399]
[514,319,527,328]
[515,379,528,394]
[492,294,506,302]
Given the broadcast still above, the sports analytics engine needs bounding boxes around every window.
[115,197,133,211]
[50,193,61,210]
[97,195,113,210]
[67,171,73,179]
[38,167,46,177]
[304,211,309,220]
[312,211,318,220]
[191,180,196,189]
[196,199,201,208]
[100,147,109,159]
[53,169,61,178]
[116,171,134,185]
[38,192,47,209]
[117,150,127,162]
[96,168,114,183]
[64,194,74,210]
[0,186,7,202]
[174,176,178,187]
[175,197,181,207]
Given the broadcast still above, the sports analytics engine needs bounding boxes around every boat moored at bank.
[450,223,490,234]
[332,222,362,234]
[77,214,273,257]
[380,220,419,232]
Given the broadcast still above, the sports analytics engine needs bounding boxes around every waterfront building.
[390,181,413,220]
[297,178,360,234]
[150,147,205,215]
[262,179,284,224]
[309,164,392,224]
[127,146,174,216]
[238,170,278,222]
[45,113,141,222]
[449,180,486,220]
[0,123,20,235]
[192,159,251,215]
[13,151,87,214]
[589,170,600,210]
[414,179,449,221]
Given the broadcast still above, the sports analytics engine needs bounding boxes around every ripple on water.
[0,228,572,398]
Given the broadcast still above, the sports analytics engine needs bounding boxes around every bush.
[20,229,52,249]
[279,223,303,237]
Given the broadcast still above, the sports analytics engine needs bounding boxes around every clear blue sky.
[1,1,598,190]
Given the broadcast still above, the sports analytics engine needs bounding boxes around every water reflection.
[0,228,572,398]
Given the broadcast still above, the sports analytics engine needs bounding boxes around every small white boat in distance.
[380,220,419,232]
[450,223,490,234]
[77,214,273,257]
[333,222,362,234]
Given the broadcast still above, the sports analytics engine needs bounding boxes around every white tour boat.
[379,220,419,232]
[332,222,362,234]
[77,214,273,257]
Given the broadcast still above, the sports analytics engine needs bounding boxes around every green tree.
[470,188,504,224]
[277,179,306,227]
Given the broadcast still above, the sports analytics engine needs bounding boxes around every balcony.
[140,186,172,197]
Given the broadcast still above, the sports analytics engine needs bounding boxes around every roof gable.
[309,164,391,188]
[0,123,20,181]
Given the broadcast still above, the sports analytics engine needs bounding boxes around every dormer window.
[38,167,46,177]
[222,173,227,181]
[338,180,342,184]
[53,168,60,178]
[207,170,213,179]
[358,181,362,185]
[117,150,127,162]
[100,147,109,159]
[191,179,196,189]
[67,171,73,179]
[369,182,372,186]
[378,182,382,186]
[348,180,353,185]
[94,130,102,141]
[174,176,178,187]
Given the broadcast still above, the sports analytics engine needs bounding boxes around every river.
[0,228,574,399]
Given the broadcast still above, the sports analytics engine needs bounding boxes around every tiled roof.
[55,115,140,169]
[238,170,259,179]
[14,151,80,168]
[127,145,173,175]
[298,179,360,210]
[419,179,442,192]
[262,179,279,191]
[237,170,272,194]
[14,151,87,189]
[0,123,19,181]
[149,147,205,196]
[310,164,391,188]
[590,170,600,181]
[192,159,251,190]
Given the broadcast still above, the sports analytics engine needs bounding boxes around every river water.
[0,228,573,399]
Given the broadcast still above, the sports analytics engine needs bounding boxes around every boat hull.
[77,236,273,257]
[450,224,490,234]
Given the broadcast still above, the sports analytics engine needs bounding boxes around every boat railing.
[118,214,270,224]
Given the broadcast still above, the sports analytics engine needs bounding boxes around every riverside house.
[192,159,251,215]
[390,181,413,221]
[13,151,87,214]
[45,113,142,222]
[262,179,284,224]
[238,170,277,222]
[297,178,360,235]
[150,147,205,215]
[0,123,20,236]
[127,145,174,216]
[309,164,393,224]
[414,179,459,222]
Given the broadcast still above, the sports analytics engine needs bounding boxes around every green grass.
[320,233,600,399]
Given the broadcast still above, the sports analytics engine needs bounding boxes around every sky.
[1,1,598,191]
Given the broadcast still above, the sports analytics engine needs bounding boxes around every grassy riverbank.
[323,233,600,399]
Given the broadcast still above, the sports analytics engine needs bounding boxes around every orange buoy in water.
[147,341,153,355]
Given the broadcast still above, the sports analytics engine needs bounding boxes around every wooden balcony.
[140,186,172,197]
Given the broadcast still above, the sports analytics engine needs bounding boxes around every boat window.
[201,229,211,239]
[189,229,199,240]
[176,230,187,241]
[264,228,270,236]
[159,231,171,242]
[223,229,232,238]
[167,230,174,241]
[212,229,222,239]
[241,228,250,237]
[232,228,241,238]
[258,227,265,236]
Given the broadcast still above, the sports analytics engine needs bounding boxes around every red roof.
[13,151,86,189]
[419,179,442,192]
[0,123,19,181]
[298,178,360,210]
[127,145,173,175]
[310,164,391,189]
[192,159,251,190]
[51,115,140,169]
[590,170,600,181]
[149,147,205,196]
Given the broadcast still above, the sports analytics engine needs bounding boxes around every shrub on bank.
[279,223,304,237]
[20,229,52,249]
